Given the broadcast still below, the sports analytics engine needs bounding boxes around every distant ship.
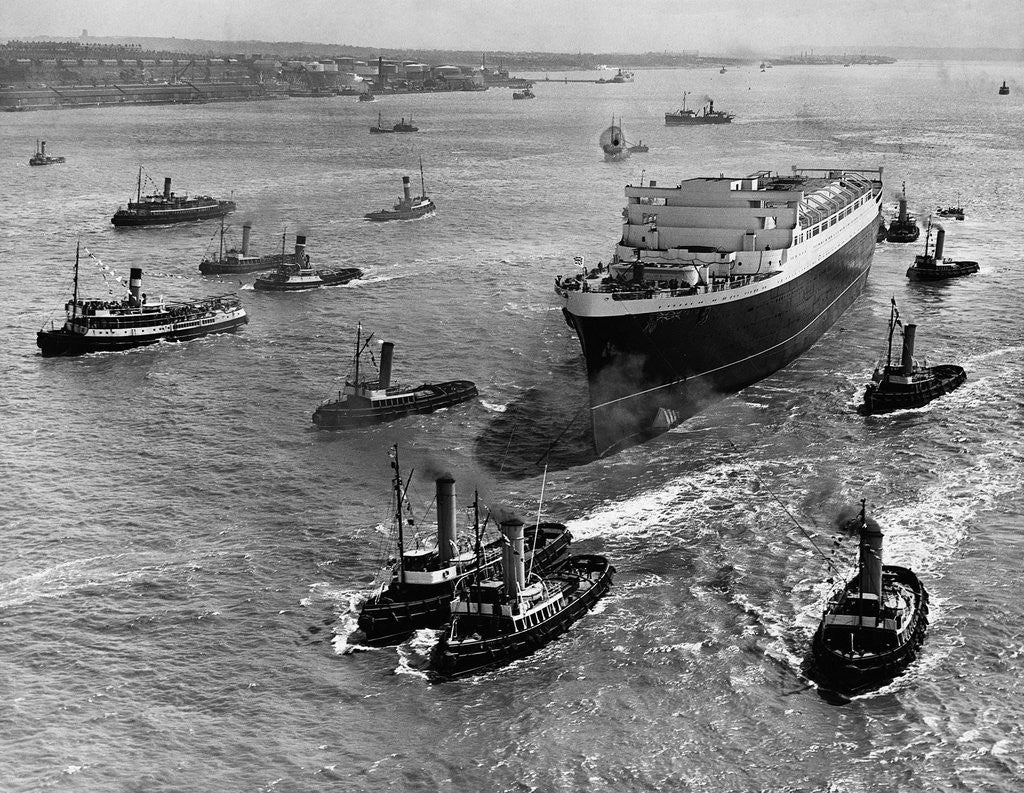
[111,169,235,227]
[29,139,64,166]
[600,119,630,161]
[364,162,436,221]
[392,116,418,133]
[998,81,1010,95]
[252,234,362,292]
[512,86,535,99]
[347,448,572,647]
[885,183,919,242]
[199,221,291,275]
[665,93,734,125]
[369,111,394,134]
[38,244,247,357]
[934,194,965,220]
[556,166,884,455]
[860,299,966,414]
[905,222,979,281]
[808,501,929,697]
[312,323,478,428]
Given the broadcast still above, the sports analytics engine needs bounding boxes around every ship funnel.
[294,234,307,262]
[435,476,457,566]
[128,267,143,307]
[379,341,394,389]
[242,223,251,255]
[163,177,172,200]
[933,227,945,260]
[500,517,526,594]
[898,197,908,223]
[857,510,884,601]
[41,141,46,155]
[402,176,411,201]
[901,324,917,377]
[709,99,714,113]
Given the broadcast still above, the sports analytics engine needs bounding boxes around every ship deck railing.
[556,271,778,300]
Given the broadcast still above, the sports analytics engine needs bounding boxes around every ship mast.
[136,166,142,204]
[71,242,80,320]
[354,321,361,386]
[419,156,426,198]
[389,444,407,585]
[885,298,899,373]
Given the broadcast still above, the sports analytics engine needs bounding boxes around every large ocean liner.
[556,166,884,455]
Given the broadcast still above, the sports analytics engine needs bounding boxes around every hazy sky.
[1,0,1020,53]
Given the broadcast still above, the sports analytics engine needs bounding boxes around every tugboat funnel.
[898,197,908,223]
[294,235,307,262]
[242,223,251,255]
[436,476,457,566]
[500,518,526,594]
[934,227,945,260]
[128,267,143,307]
[163,177,172,200]
[858,514,884,601]
[41,141,46,155]
[379,341,394,389]
[901,324,917,377]
[402,176,411,201]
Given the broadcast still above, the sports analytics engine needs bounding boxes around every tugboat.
[664,92,734,125]
[364,161,436,221]
[358,91,375,102]
[29,140,65,166]
[885,183,920,242]
[600,119,630,161]
[392,116,418,133]
[37,243,248,357]
[998,81,1010,95]
[252,234,362,292]
[111,169,235,227]
[808,500,929,697]
[512,86,535,100]
[627,139,649,153]
[906,222,979,281]
[935,195,965,220]
[428,516,614,679]
[199,221,289,275]
[312,323,477,428]
[347,447,572,647]
[860,298,966,415]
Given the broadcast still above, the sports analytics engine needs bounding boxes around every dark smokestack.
[242,223,251,255]
[294,234,306,262]
[858,516,884,600]
[163,177,171,200]
[128,267,143,307]
[901,324,917,377]
[898,197,908,223]
[934,227,945,260]
[41,141,46,155]
[378,341,394,388]
[500,517,526,593]
[402,176,411,201]
[378,56,384,90]
[436,476,457,565]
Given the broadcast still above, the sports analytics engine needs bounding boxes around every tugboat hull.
[809,565,929,696]
[354,524,572,646]
[906,261,979,281]
[313,381,478,428]
[861,364,966,414]
[429,555,614,679]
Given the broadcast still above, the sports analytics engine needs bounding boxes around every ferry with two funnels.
[38,245,247,357]
[556,166,884,455]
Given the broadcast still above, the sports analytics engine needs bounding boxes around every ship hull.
[906,262,979,281]
[111,201,235,227]
[364,203,435,222]
[37,312,248,357]
[313,381,478,428]
[253,268,361,292]
[565,221,877,455]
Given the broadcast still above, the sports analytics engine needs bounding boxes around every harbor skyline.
[1,0,1018,56]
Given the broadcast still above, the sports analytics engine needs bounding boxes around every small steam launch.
[37,243,248,357]
[364,160,436,221]
[111,169,235,227]
[860,298,966,415]
[29,139,65,166]
[347,446,572,646]
[885,182,920,242]
[252,232,362,291]
[312,323,478,428]
[905,221,979,281]
[428,515,614,679]
[808,500,929,697]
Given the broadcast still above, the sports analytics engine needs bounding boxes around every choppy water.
[2,60,1023,791]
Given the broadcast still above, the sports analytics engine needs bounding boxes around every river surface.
[1,60,1023,791]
